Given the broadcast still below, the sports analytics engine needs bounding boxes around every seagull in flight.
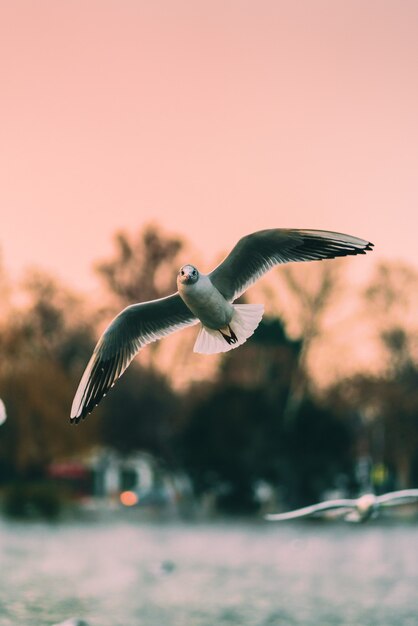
[70,228,373,422]
[265,490,418,523]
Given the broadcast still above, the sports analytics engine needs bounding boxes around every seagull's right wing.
[265,499,356,521]
[377,489,418,507]
[210,229,373,301]
[70,293,198,423]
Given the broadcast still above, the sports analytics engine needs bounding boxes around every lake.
[0,516,417,626]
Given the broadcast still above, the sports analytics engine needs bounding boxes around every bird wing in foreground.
[265,499,356,521]
[377,489,418,507]
[210,229,373,301]
[70,293,198,423]
[0,398,6,426]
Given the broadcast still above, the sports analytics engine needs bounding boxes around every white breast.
[178,274,233,329]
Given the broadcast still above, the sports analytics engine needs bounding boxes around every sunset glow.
[1,1,417,291]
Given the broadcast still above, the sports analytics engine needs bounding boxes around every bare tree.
[364,261,418,369]
[95,224,185,306]
[358,262,418,486]
[94,224,195,369]
[277,261,343,422]
[0,271,98,474]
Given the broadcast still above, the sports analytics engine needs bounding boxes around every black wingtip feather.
[300,235,374,262]
[70,355,125,423]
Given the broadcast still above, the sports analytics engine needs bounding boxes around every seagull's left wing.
[265,499,356,521]
[210,229,373,301]
[70,293,197,423]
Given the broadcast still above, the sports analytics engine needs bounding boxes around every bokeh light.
[119,491,138,507]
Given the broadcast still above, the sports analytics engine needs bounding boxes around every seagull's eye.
[181,270,184,275]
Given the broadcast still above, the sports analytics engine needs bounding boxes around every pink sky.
[1,0,417,293]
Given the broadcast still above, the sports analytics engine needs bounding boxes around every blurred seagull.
[265,489,418,523]
[0,398,7,426]
[71,228,373,422]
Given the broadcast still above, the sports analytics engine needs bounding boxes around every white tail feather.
[193,304,264,354]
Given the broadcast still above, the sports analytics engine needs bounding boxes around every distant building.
[48,448,192,510]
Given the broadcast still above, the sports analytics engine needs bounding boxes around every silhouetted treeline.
[0,226,417,514]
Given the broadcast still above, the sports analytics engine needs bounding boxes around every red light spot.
[120,491,138,506]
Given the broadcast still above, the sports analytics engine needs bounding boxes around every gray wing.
[377,489,418,507]
[265,499,356,521]
[70,293,197,423]
[210,229,374,301]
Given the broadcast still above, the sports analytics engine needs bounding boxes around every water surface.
[0,517,417,626]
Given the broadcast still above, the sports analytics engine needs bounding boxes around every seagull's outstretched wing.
[70,293,197,423]
[210,229,373,301]
[377,489,418,507]
[265,498,356,521]
[0,398,6,426]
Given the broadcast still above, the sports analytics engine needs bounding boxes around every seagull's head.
[356,493,378,514]
[177,264,199,285]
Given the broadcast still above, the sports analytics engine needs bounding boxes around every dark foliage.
[277,399,354,507]
[180,384,353,513]
[99,364,181,461]
[179,386,278,513]
[2,481,66,520]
